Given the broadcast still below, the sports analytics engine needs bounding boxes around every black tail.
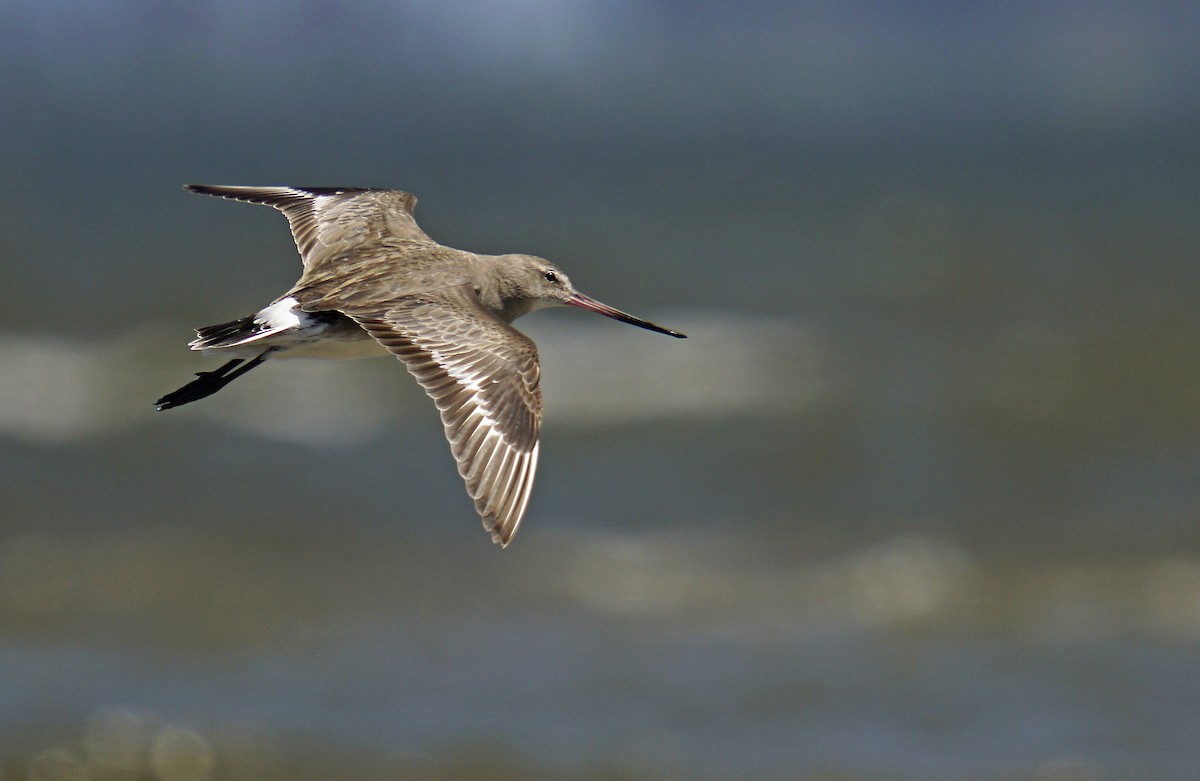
[156,350,271,410]
[192,315,265,350]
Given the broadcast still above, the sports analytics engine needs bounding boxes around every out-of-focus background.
[2,2,1199,779]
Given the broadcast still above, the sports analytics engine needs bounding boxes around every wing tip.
[487,513,520,547]
[183,184,268,199]
[485,514,520,548]
[183,184,416,215]
[184,183,368,195]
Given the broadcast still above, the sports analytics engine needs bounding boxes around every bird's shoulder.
[292,243,482,313]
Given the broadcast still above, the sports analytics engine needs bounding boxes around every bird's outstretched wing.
[185,185,433,270]
[347,285,542,546]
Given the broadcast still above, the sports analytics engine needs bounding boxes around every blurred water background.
[2,2,1200,779]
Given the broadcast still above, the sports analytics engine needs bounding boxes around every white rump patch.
[255,297,306,331]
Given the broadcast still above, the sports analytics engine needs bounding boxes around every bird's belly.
[272,316,390,360]
[276,332,389,360]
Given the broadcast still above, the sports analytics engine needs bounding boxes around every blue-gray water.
[3,3,1200,779]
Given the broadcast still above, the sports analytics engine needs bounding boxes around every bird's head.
[498,254,686,338]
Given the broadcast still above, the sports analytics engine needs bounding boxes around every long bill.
[567,293,687,338]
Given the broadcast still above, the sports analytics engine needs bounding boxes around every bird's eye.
[544,271,558,283]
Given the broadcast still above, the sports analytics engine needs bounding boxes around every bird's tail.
[190,315,270,350]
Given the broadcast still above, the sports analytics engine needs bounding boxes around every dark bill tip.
[567,293,687,338]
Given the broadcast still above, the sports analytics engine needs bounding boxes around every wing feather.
[185,184,433,270]
[347,286,542,546]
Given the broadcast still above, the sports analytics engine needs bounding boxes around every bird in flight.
[158,185,686,546]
